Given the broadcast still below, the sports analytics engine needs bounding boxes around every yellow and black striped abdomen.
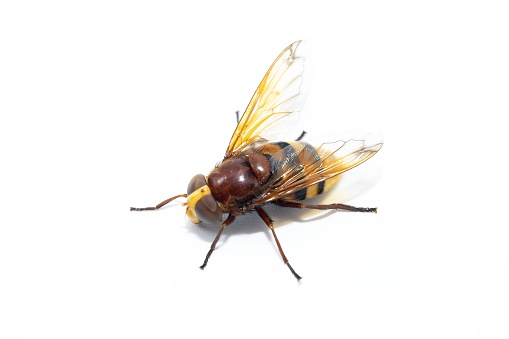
[260,141,339,201]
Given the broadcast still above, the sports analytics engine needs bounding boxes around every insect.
[131,40,383,280]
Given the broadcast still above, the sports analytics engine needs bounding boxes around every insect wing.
[225,40,307,158]
[253,136,383,203]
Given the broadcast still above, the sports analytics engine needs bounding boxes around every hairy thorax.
[207,153,271,214]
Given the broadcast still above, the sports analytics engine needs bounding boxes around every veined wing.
[252,136,383,204]
[225,40,307,158]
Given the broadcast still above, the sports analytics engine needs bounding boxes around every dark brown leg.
[295,130,307,141]
[273,199,377,213]
[130,194,188,211]
[200,214,236,269]
[255,207,302,281]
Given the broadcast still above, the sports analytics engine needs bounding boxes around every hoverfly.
[131,40,383,280]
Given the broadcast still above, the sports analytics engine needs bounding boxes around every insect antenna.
[130,194,188,211]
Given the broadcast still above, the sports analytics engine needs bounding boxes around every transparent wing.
[252,135,383,204]
[225,40,307,158]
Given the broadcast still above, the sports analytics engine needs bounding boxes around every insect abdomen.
[260,141,339,201]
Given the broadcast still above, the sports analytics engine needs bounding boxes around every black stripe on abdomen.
[294,187,307,200]
[263,141,324,201]
[317,180,325,194]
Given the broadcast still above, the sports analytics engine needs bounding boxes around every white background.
[1,1,508,338]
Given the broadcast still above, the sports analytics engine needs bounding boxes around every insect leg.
[199,213,236,270]
[255,206,302,281]
[130,194,188,211]
[273,199,377,213]
[295,130,307,141]
[235,110,240,123]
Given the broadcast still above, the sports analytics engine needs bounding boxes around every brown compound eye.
[187,174,223,224]
[195,194,223,224]
[188,174,207,195]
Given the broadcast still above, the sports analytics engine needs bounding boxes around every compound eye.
[195,194,223,224]
[187,174,223,224]
[188,174,207,195]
